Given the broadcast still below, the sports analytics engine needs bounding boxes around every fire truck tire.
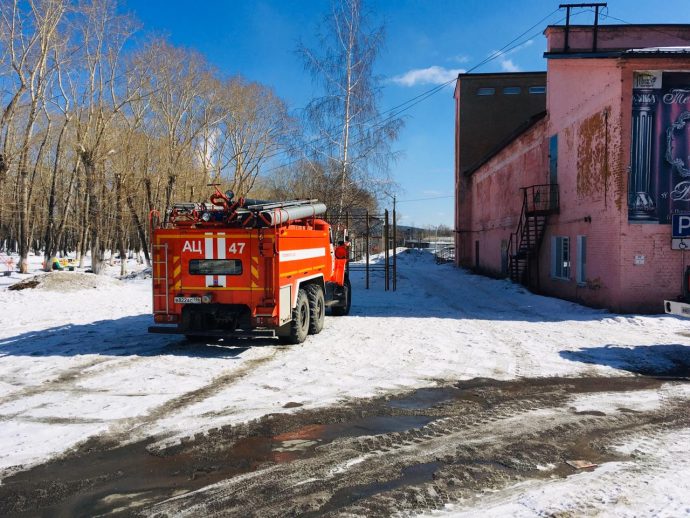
[307,284,325,335]
[331,277,351,316]
[280,288,310,344]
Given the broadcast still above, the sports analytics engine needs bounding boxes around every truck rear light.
[154,314,179,323]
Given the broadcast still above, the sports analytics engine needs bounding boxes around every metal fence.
[340,210,397,291]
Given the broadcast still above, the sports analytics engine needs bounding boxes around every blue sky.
[121,0,690,228]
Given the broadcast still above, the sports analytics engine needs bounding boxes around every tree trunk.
[115,174,127,275]
[18,168,30,273]
[126,192,151,267]
[81,150,102,273]
[44,120,69,270]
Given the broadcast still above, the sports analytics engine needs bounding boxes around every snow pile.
[8,271,119,292]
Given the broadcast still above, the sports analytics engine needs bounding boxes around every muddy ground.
[1,373,688,517]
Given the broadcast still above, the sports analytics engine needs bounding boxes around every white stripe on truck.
[279,247,326,262]
[205,234,214,287]
[217,233,226,287]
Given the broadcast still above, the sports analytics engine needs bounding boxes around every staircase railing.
[507,183,559,283]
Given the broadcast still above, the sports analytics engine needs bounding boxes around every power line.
[396,195,454,203]
[260,7,577,177]
[588,8,690,41]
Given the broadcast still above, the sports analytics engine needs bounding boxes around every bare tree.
[139,40,211,219]
[2,0,66,272]
[298,0,402,227]
[200,77,293,196]
[0,1,296,273]
[72,0,139,274]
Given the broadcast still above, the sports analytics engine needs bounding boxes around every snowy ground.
[1,249,689,515]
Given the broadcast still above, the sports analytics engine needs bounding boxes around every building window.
[477,87,495,96]
[576,235,587,285]
[551,236,571,280]
[529,86,546,94]
[503,86,521,95]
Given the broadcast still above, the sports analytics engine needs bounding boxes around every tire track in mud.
[1,376,688,516]
[140,376,689,518]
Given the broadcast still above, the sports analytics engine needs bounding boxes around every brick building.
[454,24,690,312]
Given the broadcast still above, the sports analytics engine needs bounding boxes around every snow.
[427,427,690,517]
[1,249,690,511]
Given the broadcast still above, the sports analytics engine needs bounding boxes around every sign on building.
[672,214,690,238]
[628,71,690,223]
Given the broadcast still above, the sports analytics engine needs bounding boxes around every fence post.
[393,197,397,291]
[384,209,389,291]
[365,210,370,290]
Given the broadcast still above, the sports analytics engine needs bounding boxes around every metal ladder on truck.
[152,243,169,317]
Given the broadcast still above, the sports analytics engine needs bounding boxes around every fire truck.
[148,187,351,343]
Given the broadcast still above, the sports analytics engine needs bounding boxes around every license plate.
[174,296,202,304]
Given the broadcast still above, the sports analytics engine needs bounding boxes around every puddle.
[272,416,435,452]
[387,387,459,410]
[308,461,441,516]
[0,414,435,517]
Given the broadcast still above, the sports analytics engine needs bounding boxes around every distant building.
[454,23,690,312]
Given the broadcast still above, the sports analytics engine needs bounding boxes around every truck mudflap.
[148,326,276,338]
[664,300,690,318]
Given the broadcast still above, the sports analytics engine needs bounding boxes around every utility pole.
[393,195,397,291]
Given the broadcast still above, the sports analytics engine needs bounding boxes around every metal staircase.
[507,184,559,285]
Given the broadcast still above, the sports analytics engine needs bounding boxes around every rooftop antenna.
[559,3,607,52]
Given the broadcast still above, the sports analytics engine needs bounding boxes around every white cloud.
[488,39,534,73]
[451,54,471,64]
[499,58,520,72]
[391,66,465,87]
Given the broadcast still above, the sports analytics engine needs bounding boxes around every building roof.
[456,71,546,79]
[544,24,690,58]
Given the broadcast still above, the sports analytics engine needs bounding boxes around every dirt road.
[1,373,688,517]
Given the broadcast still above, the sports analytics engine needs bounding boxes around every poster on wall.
[629,71,690,223]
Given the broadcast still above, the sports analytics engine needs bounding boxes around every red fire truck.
[148,187,351,343]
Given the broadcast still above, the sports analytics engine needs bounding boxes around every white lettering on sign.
[228,242,246,254]
[182,240,202,254]
[679,216,690,234]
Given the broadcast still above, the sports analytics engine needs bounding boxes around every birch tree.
[298,0,402,225]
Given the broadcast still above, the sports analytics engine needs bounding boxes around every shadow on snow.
[0,314,277,359]
[560,344,690,377]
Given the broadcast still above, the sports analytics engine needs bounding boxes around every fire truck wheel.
[307,284,325,334]
[280,288,310,344]
[331,277,351,316]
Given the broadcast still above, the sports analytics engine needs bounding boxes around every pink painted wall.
[456,25,690,312]
[539,57,627,309]
[465,121,547,275]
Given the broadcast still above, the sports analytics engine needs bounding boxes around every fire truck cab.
[148,188,351,343]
